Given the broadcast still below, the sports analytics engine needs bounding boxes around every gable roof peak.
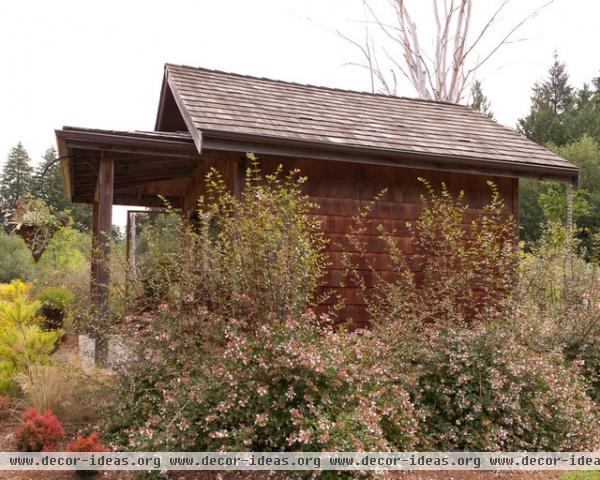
[164,63,470,108]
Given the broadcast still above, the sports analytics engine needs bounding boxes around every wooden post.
[125,211,137,312]
[91,152,114,316]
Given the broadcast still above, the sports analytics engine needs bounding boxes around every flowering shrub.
[197,313,418,453]
[358,187,600,451]
[0,280,31,301]
[14,408,64,451]
[416,326,599,451]
[67,432,108,452]
[517,223,600,402]
[107,309,419,457]
[107,164,600,461]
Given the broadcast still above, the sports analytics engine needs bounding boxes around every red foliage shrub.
[14,408,64,451]
[67,432,108,452]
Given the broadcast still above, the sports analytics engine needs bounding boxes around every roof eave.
[200,129,579,186]
[55,127,197,155]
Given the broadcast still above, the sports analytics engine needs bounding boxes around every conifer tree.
[0,143,34,225]
[34,146,92,231]
[518,53,573,146]
[35,147,69,212]
[469,80,494,119]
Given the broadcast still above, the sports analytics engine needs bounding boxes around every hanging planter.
[9,198,62,262]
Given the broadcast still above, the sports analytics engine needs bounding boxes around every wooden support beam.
[91,151,114,318]
[125,211,137,314]
[112,194,182,208]
[74,194,183,208]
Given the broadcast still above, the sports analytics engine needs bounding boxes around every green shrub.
[362,180,517,329]
[0,324,62,395]
[0,282,63,395]
[36,287,74,312]
[415,326,599,451]
[0,231,34,282]
[35,287,74,329]
[127,154,328,321]
[36,226,89,272]
[197,159,328,321]
[33,226,90,297]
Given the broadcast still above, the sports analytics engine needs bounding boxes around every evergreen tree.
[469,80,494,119]
[0,142,34,225]
[35,147,70,212]
[544,54,573,115]
[33,146,92,231]
[565,82,600,144]
[518,53,573,146]
[551,135,600,252]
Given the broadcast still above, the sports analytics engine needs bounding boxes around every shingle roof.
[162,64,577,182]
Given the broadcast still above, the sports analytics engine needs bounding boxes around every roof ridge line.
[164,63,472,109]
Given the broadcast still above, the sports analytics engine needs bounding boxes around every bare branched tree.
[342,0,553,102]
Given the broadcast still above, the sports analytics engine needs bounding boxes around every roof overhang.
[152,69,577,185]
[158,63,579,186]
[55,127,200,207]
[199,129,579,186]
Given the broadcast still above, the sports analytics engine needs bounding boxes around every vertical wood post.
[125,211,137,312]
[91,152,114,316]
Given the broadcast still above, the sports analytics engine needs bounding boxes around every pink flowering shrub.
[517,223,600,402]
[360,186,600,450]
[196,313,419,452]
[415,326,599,451]
[106,309,419,458]
[105,163,600,462]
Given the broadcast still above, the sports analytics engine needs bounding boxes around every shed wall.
[192,152,518,326]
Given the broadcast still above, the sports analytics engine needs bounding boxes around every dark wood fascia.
[74,193,182,208]
[166,75,203,155]
[56,129,197,155]
[201,130,579,185]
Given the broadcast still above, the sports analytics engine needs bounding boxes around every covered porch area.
[55,127,203,315]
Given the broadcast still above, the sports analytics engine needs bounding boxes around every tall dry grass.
[16,362,105,423]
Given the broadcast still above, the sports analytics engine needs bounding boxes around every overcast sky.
[1,0,598,225]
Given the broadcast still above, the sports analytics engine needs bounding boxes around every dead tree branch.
[339,0,554,102]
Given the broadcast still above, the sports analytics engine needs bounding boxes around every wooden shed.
[56,64,578,322]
